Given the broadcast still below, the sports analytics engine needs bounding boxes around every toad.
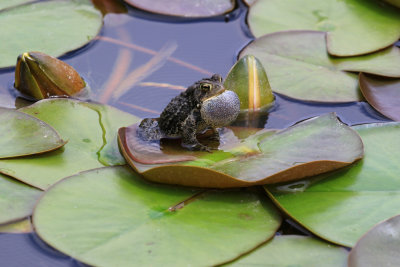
[138,74,240,151]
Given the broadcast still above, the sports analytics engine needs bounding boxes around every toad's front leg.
[181,111,212,152]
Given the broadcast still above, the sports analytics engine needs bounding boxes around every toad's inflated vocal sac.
[138,74,240,151]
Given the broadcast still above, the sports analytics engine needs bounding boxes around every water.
[0,0,394,265]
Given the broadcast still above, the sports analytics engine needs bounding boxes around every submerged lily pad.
[0,108,65,158]
[33,166,281,266]
[224,55,274,112]
[119,113,363,188]
[266,122,400,247]
[229,235,348,266]
[247,0,400,56]
[359,73,400,121]
[240,31,400,102]
[0,219,32,234]
[0,173,42,225]
[348,215,400,267]
[0,0,102,68]
[0,99,139,189]
[124,0,235,17]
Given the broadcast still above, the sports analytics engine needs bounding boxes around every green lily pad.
[33,166,281,266]
[124,0,235,17]
[266,122,400,247]
[229,235,348,266]
[348,215,400,267]
[359,73,400,121]
[224,55,274,112]
[0,0,102,69]
[240,31,400,102]
[0,219,32,234]
[247,0,400,56]
[119,113,363,188]
[0,0,32,10]
[0,173,42,225]
[0,108,66,158]
[0,99,140,189]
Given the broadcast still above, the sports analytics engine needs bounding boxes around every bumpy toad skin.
[138,74,239,151]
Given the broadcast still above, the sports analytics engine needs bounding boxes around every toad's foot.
[181,141,216,152]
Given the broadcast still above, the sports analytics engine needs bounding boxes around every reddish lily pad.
[119,113,363,188]
[240,31,400,102]
[0,108,66,159]
[246,0,400,56]
[124,0,235,17]
[359,73,400,121]
[348,215,400,267]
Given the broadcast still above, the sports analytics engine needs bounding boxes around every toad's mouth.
[202,88,227,102]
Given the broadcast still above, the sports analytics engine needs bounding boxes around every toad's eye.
[201,83,212,91]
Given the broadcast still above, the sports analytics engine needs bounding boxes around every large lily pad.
[0,0,32,10]
[0,0,102,68]
[33,166,281,266]
[0,108,65,158]
[124,0,235,17]
[348,215,400,267]
[119,113,363,188]
[0,99,139,189]
[247,0,400,56]
[229,235,348,266]
[266,122,400,247]
[240,31,400,102]
[359,73,400,121]
[0,173,42,225]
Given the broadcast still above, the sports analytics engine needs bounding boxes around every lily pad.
[247,0,400,56]
[0,108,66,158]
[0,173,42,225]
[0,219,32,234]
[0,99,140,189]
[348,215,400,267]
[224,55,274,112]
[119,113,363,188]
[359,73,400,121]
[383,0,400,8]
[33,166,281,266]
[266,122,400,247]
[240,31,400,102]
[0,0,32,10]
[0,0,102,69]
[124,0,235,17]
[229,235,348,266]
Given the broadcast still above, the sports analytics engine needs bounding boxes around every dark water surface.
[0,0,393,266]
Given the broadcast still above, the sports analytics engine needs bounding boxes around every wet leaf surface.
[348,215,400,267]
[0,108,66,158]
[228,235,348,266]
[247,0,400,56]
[0,0,102,68]
[0,173,42,225]
[224,55,274,112]
[266,122,400,247]
[33,166,281,267]
[0,219,32,234]
[124,0,235,17]
[359,73,400,121]
[0,99,140,189]
[240,31,400,102]
[119,113,363,188]
[0,0,32,10]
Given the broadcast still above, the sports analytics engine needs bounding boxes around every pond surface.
[0,0,393,265]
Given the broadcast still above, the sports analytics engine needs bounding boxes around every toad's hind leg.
[181,113,211,152]
[137,118,163,141]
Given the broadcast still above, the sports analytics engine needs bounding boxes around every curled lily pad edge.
[0,108,67,159]
[118,113,364,188]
